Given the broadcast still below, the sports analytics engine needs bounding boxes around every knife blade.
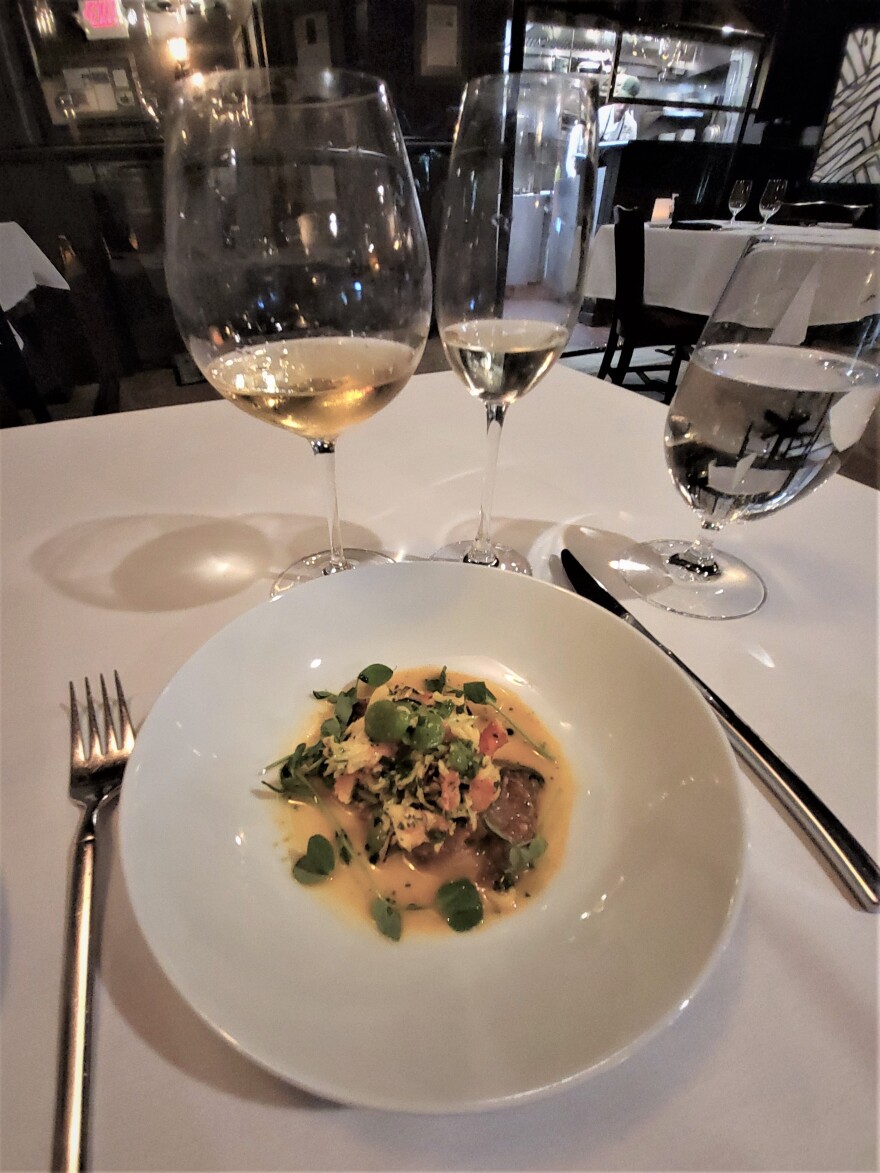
[560,547,880,912]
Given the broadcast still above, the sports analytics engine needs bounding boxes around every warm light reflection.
[35,0,57,36]
[168,36,189,64]
[747,644,776,669]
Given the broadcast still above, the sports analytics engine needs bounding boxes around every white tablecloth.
[1,365,877,1171]
[583,221,880,316]
[0,221,69,313]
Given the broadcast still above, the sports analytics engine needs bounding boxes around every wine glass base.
[271,548,394,596]
[616,538,766,620]
[431,541,532,576]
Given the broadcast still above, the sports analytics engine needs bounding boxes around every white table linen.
[582,221,880,316]
[1,365,877,1171]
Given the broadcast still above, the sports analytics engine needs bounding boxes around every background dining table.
[582,220,880,316]
[1,363,877,1171]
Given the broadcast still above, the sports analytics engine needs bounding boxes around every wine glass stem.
[672,522,722,578]
[465,401,507,566]
[311,439,351,574]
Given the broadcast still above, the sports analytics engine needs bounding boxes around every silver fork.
[52,673,134,1173]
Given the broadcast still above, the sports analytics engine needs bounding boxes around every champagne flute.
[433,71,597,573]
[727,179,752,225]
[617,237,880,619]
[759,178,787,226]
[164,69,432,594]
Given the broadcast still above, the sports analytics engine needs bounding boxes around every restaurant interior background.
[0,0,878,430]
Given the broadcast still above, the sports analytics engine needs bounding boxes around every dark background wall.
[0,0,876,395]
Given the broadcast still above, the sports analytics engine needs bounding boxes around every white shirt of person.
[598,104,638,144]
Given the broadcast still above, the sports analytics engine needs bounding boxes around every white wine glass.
[727,178,752,225]
[759,178,787,225]
[618,237,880,619]
[164,69,432,593]
[433,71,597,573]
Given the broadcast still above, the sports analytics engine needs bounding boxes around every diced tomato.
[469,772,498,813]
[479,721,508,757]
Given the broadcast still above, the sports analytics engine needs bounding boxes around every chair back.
[612,205,646,329]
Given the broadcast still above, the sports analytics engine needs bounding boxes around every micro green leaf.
[424,666,447,693]
[264,742,306,773]
[292,834,335,885]
[320,716,342,740]
[370,895,402,941]
[508,836,547,876]
[463,681,496,705]
[358,663,394,687]
[334,692,354,727]
[312,689,337,701]
[436,878,483,932]
[263,772,315,801]
[446,738,481,780]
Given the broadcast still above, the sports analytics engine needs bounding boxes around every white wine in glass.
[164,69,432,594]
[433,71,597,574]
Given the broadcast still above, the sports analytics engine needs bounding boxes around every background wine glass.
[164,69,432,594]
[433,71,597,574]
[727,179,752,225]
[618,237,880,619]
[759,178,787,226]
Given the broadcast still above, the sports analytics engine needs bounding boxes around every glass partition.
[524,10,763,146]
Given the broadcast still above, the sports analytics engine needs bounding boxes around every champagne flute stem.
[669,522,722,578]
[311,439,352,574]
[465,402,508,566]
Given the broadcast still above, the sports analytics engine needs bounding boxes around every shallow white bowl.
[119,559,745,1112]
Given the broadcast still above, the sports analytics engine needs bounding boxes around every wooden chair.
[597,206,705,402]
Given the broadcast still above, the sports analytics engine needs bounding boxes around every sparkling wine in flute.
[667,342,880,524]
[442,319,570,405]
[203,336,418,441]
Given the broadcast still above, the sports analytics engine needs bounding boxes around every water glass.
[619,237,880,618]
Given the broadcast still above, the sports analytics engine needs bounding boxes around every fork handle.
[52,804,98,1173]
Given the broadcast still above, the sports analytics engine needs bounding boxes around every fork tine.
[68,682,86,770]
[114,671,135,753]
[99,674,119,755]
[83,677,102,763]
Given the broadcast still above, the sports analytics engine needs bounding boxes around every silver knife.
[560,548,880,912]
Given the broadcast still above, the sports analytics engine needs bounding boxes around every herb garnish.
[292,834,335,884]
[370,895,402,941]
[262,663,551,941]
[436,878,484,932]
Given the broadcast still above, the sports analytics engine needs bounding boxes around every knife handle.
[670,650,880,912]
